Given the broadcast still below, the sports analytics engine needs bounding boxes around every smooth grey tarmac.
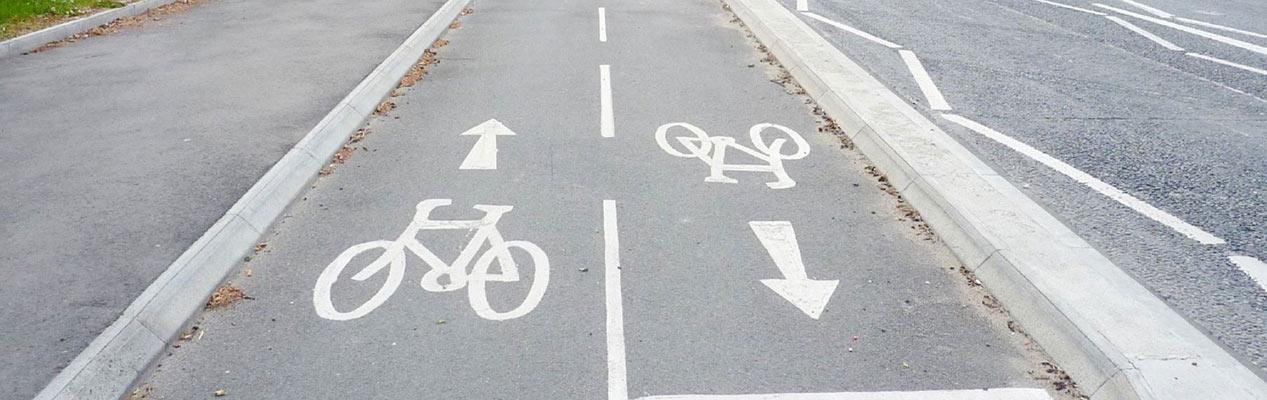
[786,0,1267,373]
[137,0,1067,399]
[0,0,445,397]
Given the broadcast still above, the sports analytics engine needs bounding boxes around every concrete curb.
[32,0,471,398]
[0,0,185,59]
[723,0,1267,399]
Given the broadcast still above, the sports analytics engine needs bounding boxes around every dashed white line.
[1106,16,1184,51]
[1030,0,1107,16]
[1094,3,1267,57]
[1187,52,1267,76]
[599,7,608,42]
[801,12,902,49]
[941,114,1225,245]
[898,50,951,111]
[796,0,808,12]
[1229,255,1267,292]
[603,200,628,400]
[1118,0,1173,19]
[1173,16,1267,40]
[637,388,1054,400]
[600,65,615,138]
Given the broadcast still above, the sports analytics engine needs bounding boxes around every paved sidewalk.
[0,0,445,396]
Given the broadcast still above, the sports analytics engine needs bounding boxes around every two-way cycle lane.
[136,0,1070,398]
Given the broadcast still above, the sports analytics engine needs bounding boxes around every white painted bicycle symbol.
[313,199,550,322]
[655,122,810,189]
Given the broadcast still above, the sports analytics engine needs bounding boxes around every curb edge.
[32,0,472,398]
[722,0,1267,399]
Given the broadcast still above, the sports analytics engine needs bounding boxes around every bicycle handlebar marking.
[655,122,810,189]
[313,199,550,321]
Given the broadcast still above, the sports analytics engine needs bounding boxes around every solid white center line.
[600,65,615,138]
[1030,0,1108,16]
[636,388,1054,400]
[801,12,902,49]
[796,0,808,12]
[1106,16,1184,51]
[1173,16,1267,40]
[941,114,1225,245]
[898,50,951,111]
[1118,0,1173,19]
[1187,52,1267,76]
[599,7,608,42]
[1094,3,1267,57]
[603,200,628,400]
[1229,255,1267,292]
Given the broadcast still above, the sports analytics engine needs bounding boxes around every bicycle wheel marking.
[655,122,810,189]
[312,199,550,322]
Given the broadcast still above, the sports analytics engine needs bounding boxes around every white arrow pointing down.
[750,221,839,319]
[459,119,516,170]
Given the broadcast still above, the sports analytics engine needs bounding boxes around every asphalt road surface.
[786,0,1267,373]
[0,0,446,397]
[133,0,1067,398]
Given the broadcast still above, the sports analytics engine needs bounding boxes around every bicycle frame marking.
[655,122,810,189]
[313,199,549,322]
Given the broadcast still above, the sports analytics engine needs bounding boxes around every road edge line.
[0,0,186,59]
[722,0,1267,399]
[32,0,472,398]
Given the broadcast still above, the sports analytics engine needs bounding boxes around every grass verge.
[0,0,128,40]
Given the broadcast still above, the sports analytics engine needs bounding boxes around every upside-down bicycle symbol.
[313,199,550,322]
[655,122,810,189]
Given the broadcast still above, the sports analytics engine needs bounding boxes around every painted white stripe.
[1174,17,1267,40]
[801,12,902,49]
[1106,16,1184,51]
[1030,0,1107,16]
[796,0,808,12]
[599,7,608,42]
[898,50,952,111]
[637,388,1053,400]
[941,114,1225,245]
[1094,3,1267,57]
[1230,255,1267,292]
[603,200,628,400]
[600,65,615,138]
[1118,0,1173,18]
[1187,52,1267,76]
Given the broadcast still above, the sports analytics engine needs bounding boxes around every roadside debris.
[30,0,210,54]
[206,284,250,309]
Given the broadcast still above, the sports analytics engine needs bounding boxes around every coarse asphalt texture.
[0,0,446,397]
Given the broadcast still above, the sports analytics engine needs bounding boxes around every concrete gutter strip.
[0,0,184,59]
[32,0,472,398]
[724,0,1267,399]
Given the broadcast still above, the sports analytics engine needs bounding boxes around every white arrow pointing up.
[750,221,839,319]
[459,119,516,170]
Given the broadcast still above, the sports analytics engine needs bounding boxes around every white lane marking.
[1229,255,1267,292]
[801,12,902,49]
[1106,16,1184,51]
[1174,17,1267,40]
[604,200,628,400]
[796,0,808,12]
[898,50,952,111]
[1030,0,1107,16]
[941,114,1225,245]
[655,122,810,189]
[599,7,608,42]
[458,119,516,170]
[637,388,1054,400]
[1094,4,1267,57]
[750,221,839,319]
[601,65,615,138]
[1118,0,1173,18]
[1187,52,1267,76]
[314,199,551,321]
